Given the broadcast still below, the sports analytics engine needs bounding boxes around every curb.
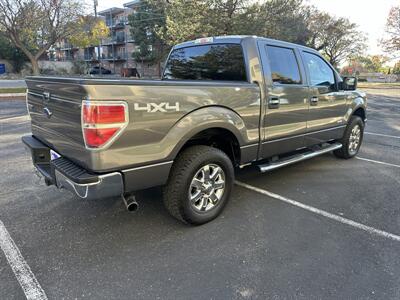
[0,93,26,101]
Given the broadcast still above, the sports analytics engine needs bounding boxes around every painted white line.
[356,157,400,169]
[235,181,400,242]
[0,220,47,300]
[0,115,30,122]
[365,132,400,139]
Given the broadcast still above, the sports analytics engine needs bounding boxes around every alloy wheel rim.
[348,124,361,154]
[189,164,225,212]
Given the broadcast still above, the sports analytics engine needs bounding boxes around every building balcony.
[106,20,126,28]
[84,55,99,61]
[102,36,126,45]
[103,53,128,61]
[59,43,78,50]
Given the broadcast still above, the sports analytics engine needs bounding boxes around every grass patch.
[0,87,27,94]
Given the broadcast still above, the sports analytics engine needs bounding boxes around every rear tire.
[334,116,364,159]
[163,145,234,225]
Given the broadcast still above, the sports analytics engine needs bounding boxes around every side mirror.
[340,76,357,91]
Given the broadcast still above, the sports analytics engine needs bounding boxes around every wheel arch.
[345,94,367,124]
[168,106,252,167]
[177,127,242,166]
[352,106,366,122]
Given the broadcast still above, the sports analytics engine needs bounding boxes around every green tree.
[251,0,311,45]
[307,13,366,67]
[0,33,28,72]
[163,0,249,45]
[342,55,390,74]
[381,5,400,53]
[138,0,366,71]
[359,55,389,72]
[392,61,400,74]
[128,0,168,77]
[0,0,84,75]
[69,16,109,48]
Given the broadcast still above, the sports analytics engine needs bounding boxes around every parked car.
[89,66,112,75]
[23,36,366,225]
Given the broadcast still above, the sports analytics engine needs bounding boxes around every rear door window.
[163,44,247,81]
[266,45,302,84]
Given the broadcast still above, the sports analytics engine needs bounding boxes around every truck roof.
[173,35,319,54]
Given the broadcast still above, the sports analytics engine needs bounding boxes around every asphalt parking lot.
[1,86,399,299]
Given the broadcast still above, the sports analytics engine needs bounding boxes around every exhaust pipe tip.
[126,201,139,212]
[122,194,139,212]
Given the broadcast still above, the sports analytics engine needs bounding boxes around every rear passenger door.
[258,42,310,158]
[301,51,348,145]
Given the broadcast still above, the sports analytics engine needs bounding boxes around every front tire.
[334,116,364,159]
[163,145,234,225]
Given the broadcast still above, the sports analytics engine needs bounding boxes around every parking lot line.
[0,115,30,122]
[0,220,47,300]
[356,157,400,168]
[365,132,400,139]
[235,181,400,242]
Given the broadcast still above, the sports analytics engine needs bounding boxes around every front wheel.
[334,116,364,159]
[163,145,234,225]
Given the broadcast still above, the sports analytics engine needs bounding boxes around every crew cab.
[22,36,367,225]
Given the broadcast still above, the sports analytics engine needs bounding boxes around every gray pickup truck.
[22,36,367,225]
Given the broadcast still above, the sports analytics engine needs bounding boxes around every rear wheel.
[334,116,364,159]
[163,145,234,225]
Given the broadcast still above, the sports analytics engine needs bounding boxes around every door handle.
[310,96,319,106]
[268,97,280,109]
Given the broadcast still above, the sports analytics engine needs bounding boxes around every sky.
[93,0,398,56]
[307,0,398,56]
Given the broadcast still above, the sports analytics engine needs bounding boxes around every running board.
[258,143,342,173]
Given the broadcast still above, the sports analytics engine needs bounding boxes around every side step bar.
[258,143,342,173]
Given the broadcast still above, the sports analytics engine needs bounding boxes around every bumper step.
[51,157,98,184]
[257,142,342,172]
[22,135,124,200]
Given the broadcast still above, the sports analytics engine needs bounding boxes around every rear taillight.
[82,101,128,149]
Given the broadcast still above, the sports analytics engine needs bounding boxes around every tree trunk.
[30,58,40,75]
[8,35,41,75]
[157,60,161,78]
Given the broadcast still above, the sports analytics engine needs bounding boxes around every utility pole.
[94,0,102,75]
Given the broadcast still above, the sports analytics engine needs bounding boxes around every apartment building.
[54,0,157,76]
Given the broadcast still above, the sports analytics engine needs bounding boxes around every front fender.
[344,91,367,122]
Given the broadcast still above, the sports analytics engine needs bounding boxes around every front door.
[258,42,310,158]
[300,51,348,145]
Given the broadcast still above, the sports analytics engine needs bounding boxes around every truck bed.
[26,76,261,172]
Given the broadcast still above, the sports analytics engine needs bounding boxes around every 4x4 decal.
[133,102,180,113]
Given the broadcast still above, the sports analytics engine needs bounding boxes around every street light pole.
[93,0,102,75]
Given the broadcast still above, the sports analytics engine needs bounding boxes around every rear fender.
[166,106,255,160]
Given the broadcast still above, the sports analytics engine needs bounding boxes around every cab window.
[163,44,247,81]
[303,52,336,91]
[266,45,302,85]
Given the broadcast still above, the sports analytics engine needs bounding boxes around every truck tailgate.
[26,78,87,166]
